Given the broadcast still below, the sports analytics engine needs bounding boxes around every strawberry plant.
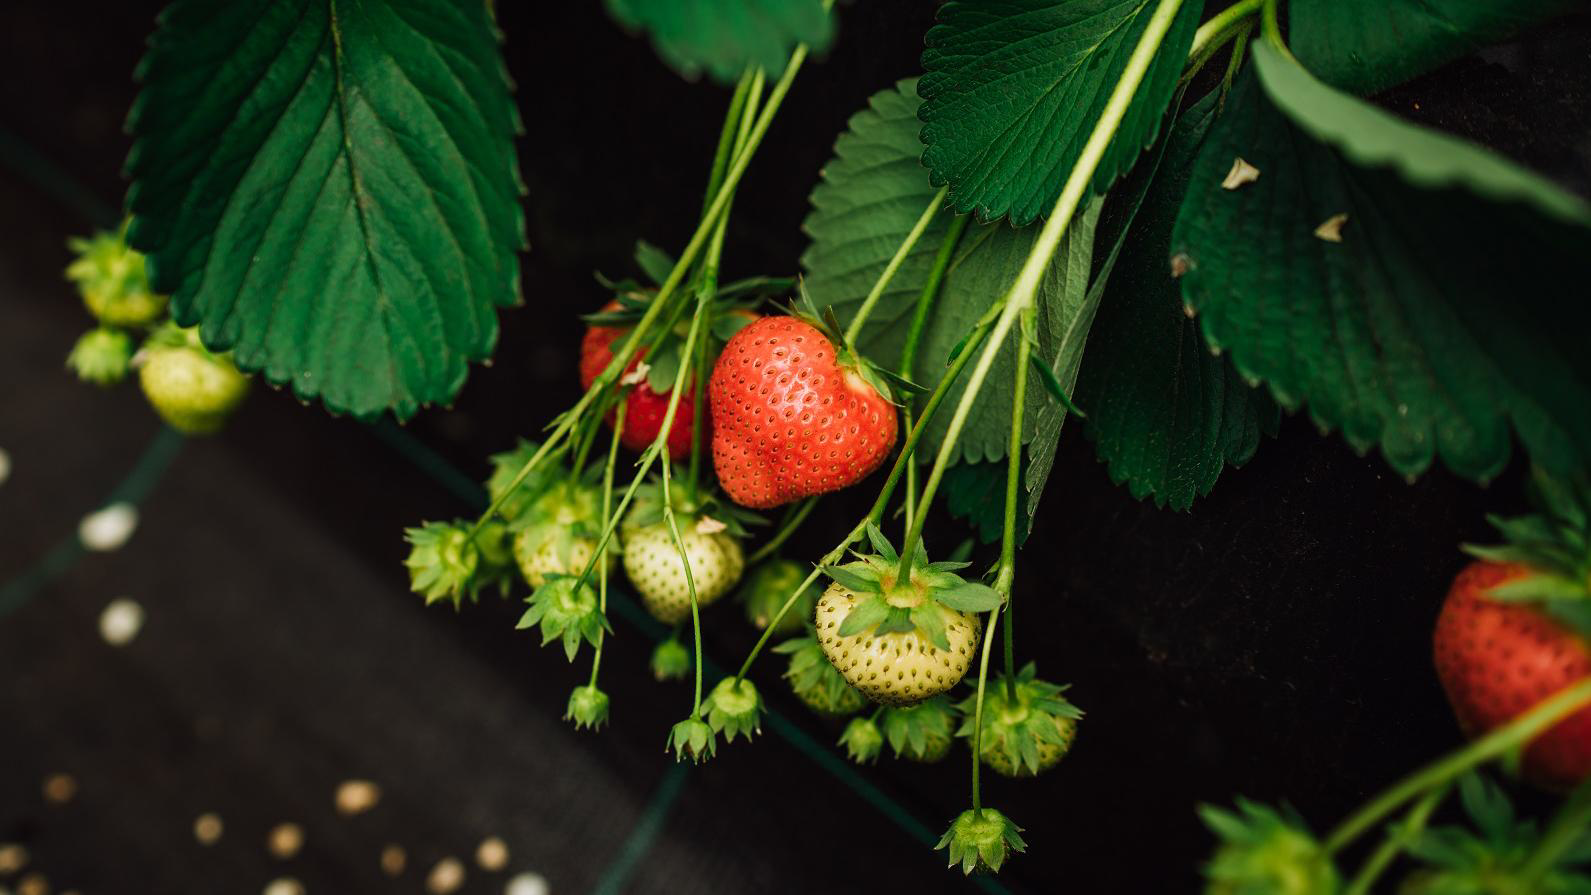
[64,0,1591,881]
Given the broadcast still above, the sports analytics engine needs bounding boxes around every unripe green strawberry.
[956,663,1082,777]
[701,677,762,743]
[668,717,716,764]
[623,514,744,626]
[738,559,819,636]
[882,696,957,762]
[813,529,993,706]
[403,520,481,609]
[651,637,691,681]
[565,684,610,731]
[67,327,134,386]
[937,808,1026,876]
[517,576,607,662]
[511,482,613,588]
[773,633,866,716]
[1200,800,1337,895]
[839,717,884,764]
[137,325,249,434]
[486,439,560,522]
[65,230,167,327]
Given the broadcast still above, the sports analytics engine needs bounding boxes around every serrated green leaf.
[943,459,1027,546]
[634,239,676,285]
[1171,55,1591,484]
[1292,0,1580,97]
[605,0,833,83]
[802,79,1101,469]
[837,598,890,638]
[918,0,1205,225]
[125,0,525,420]
[1075,90,1279,511]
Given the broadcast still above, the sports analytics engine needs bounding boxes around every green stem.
[470,39,808,535]
[970,604,1003,812]
[1188,0,1262,61]
[997,306,1034,700]
[1517,777,1591,885]
[660,452,704,715]
[842,186,948,347]
[587,402,626,689]
[702,70,756,217]
[1342,784,1447,895]
[899,213,969,536]
[747,497,818,565]
[1325,678,1591,854]
[1259,0,1295,59]
[897,0,1190,576]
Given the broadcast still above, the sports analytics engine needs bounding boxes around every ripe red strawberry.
[1432,475,1591,791]
[580,300,700,457]
[1433,561,1591,789]
[708,316,897,509]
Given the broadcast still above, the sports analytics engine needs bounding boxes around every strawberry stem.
[970,604,1003,812]
[897,0,1190,576]
[997,306,1034,701]
[1341,783,1447,895]
[587,402,626,690]
[841,185,948,348]
[1184,0,1262,79]
[467,38,810,538]
[900,214,970,536]
[660,449,704,716]
[1323,677,1591,855]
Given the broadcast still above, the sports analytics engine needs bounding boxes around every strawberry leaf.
[634,240,677,286]
[863,523,900,564]
[1291,0,1580,97]
[605,0,833,84]
[918,0,1204,225]
[911,604,952,651]
[802,79,1102,469]
[1173,50,1591,485]
[125,0,525,420]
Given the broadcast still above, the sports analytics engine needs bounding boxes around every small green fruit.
[67,327,134,386]
[738,559,818,636]
[403,521,481,608]
[66,230,167,327]
[651,638,691,681]
[137,326,249,434]
[565,685,611,731]
[936,808,1026,875]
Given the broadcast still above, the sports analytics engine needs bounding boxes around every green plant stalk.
[730,310,999,683]
[1187,0,1262,66]
[897,0,1190,575]
[1517,777,1591,886]
[1324,678,1591,854]
[472,40,809,533]
[660,451,705,716]
[747,497,818,565]
[702,69,757,218]
[1342,784,1447,895]
[842,185,949,346]
[970,603,1003,812]
[997,306,1034,701]
[899,213,970,535]
[587,401,626,689]
[1259,0,1297,60]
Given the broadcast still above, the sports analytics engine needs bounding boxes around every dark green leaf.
[634,239,677,285]
[823,563,882,594]
[802,79,1100,468]
[1075,90,1279,511]
[1292,0,1581,96]
[126,0,525,420]
[1171,53,1591,484]
[918,0,1205,225]
[1028,350,1086,419]
[605,0,833,83]
[645,338,682,394]
[944,459,1027,546]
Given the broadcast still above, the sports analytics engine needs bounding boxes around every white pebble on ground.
[505,872,549,895]
[475,836,509,871]
[79,502,138,551]
[99,598,146,646]
[334,780,381,816]
[427,857,465,894]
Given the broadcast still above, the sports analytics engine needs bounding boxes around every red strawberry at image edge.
[708,316,897,509]
[1433,560,1591,790]
[579,302,700,457]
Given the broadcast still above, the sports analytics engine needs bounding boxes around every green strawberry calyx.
[67,327,135,386]
[403,520,482,609]
[1463,467,1591,626]
[839,717,884,764]
[486,439,561,522]
[516,576,609,662]
[565,685,611,732]
[822,524,1003,651]
[788,286,914,407]
[954,663,1083,775]
[667,717,717,764]
[701,677,763,743]
[773,631,864,716]
[651,637,691,681]
[936,808,1026,876]
[1199,799,1338,895]
[66,228,168,327]
[881,695,958,762]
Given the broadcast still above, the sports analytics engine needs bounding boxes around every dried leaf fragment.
[1221,157,1260,189]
